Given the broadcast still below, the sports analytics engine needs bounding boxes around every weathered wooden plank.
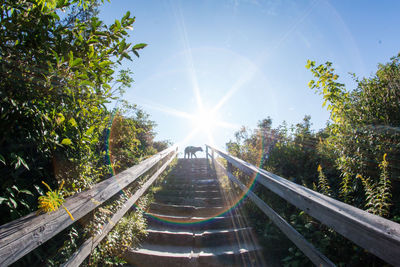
[207,145,400,266]
[213,159,335,267]
[0,146,177,266]
[63,152,177,267]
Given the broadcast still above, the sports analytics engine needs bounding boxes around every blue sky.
[99,0,400,156]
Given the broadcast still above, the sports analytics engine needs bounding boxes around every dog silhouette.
[184,146,203,158]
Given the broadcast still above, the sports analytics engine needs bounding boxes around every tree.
[108,102,159,174]
[224,53,400,267]
[0,1,163,265]
[0,0,146,222]
[307,54,400,216]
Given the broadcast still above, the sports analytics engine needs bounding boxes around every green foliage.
[0,184,34,220]
[227,116,338,189]
[87,199,148,266]
[225,54,400,266]
[357,154,392,217]
[307,55,400,207]
[317,165,332,197]
[227,116,339,264]
[33,0,96,11]
[109,103,153,173]
[0,0,146,220]
[0,0,171,265]
[153,140,173,153]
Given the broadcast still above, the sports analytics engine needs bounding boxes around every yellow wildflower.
[317,165,322,172]
[37,180,74,221]
[380,153,388,168]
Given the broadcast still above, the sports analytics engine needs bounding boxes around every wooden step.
[145,213,242,230]
[143,225,254,247]
[123,245,193,267]
[163,178,219,185]
[160,183,220,191]
[123,242,263,267]
[194,227,255,247]
[153,195,225,206]
[145,228,193,246]
[149,202,227,217]
[155,190,222,198]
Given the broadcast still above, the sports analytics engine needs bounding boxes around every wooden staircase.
[2,146,398,266]
[123,158,265,266]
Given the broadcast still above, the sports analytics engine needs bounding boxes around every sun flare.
[191,109,217,133]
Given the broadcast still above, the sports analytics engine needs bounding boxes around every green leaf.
[55,113,65,125]
[68,118,78,128]
[0,197,7,204]
[122,11,131,23]
[19,158,29,171]
[11,185,19,192]
[133,43,147,50]
[122,52,132,60]
[0,154,5,165]
[34,185,44,195]
[20,189,34,196]
[19,199,30,209]
[79,80,95,87]
[15,156,29,170]
[305,59,312,69]
[85,126,95,136]
[6,188,15,197]
[61,138,73,146]
[99,60,112,68]
[115,19,121,30]
[70,58,83,67]
[88,45,95,58]
[68,51,74,66]
[118,39,127,53]
[8,198,17,209]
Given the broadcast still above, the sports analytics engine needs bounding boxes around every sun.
[191,109,217,133]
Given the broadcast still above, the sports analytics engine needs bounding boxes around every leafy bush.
[0,0,171,265]
[226,54,400,265]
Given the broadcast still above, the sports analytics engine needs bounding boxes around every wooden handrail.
[206,145,400,266]
[63,151,177,266]
[213,159,335,266]
[0,145,177,266]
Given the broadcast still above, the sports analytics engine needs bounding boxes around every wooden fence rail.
[63,150,177,266]
[0,146,177,266]
[206,145,400,266]
[213,159,335,266]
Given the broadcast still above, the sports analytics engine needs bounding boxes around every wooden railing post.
[206,145,209,160]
